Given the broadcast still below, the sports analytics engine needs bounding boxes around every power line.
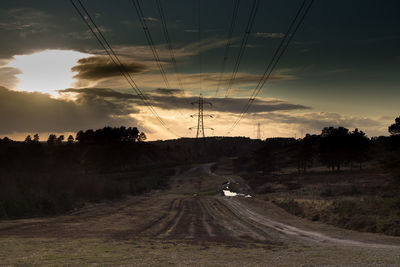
[70,0,180,138]
[198,0,202,95]
[226,0,314,135]
[131,0,185,117]
[132,0,170,89]
[155,0,183,91]
[224,0,260,98]
[188,1,213,139]
[215,0,240,97]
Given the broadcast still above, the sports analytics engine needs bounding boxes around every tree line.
[19,126,146,146]
[245,116,400,175]
[0,126,261,219]
[0,127,161,219]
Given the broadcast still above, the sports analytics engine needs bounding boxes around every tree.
[24,135,32,143]
[319,127,350,171]
[348,128,370,169]
[33,134,40,143]
[386,116,400,186]
[389,116,400,135]
[254,138,296,173]
[75,127,144,144]
[47,134,57,145]
[138,132,147,142]
[56,135,64,144]
[67,135,74,144]
[296,134,319,173]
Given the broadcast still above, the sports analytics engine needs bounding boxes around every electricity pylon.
[189,94,213,138]
[256,122,261,140]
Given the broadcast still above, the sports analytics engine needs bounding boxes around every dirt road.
[1,162,400,265]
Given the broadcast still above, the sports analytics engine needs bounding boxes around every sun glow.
[9,50,91,96]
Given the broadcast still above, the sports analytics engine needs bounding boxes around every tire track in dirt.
[145,197,280,244]
[129,198,178,237]
[201,198,271,242]
[221,197,400,249]
[203,198,281,245]
[147,198,185,237]
[161,199,202,240]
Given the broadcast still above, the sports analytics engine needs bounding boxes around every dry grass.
[1,237,400,266]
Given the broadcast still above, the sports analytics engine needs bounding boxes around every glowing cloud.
[9,50,91,95]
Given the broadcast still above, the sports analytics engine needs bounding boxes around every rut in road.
[139,195,400,249]
[141,197,280,245]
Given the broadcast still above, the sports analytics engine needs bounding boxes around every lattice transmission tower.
[256,122,261,140]
[189,94,213,138]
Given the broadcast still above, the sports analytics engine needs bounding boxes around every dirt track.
[0,161,400,266]
[0,164,400,266]
[1,162,400,265]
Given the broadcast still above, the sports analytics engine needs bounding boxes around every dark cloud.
[252,112,385,136]
[209,98,310,114]
[61,87,310,114]
[60,87,140,100]
[153,88,184,96]
[149,94,310,113]
[71,56,148,80]
[0,86,140,135]
[156,96,309,113]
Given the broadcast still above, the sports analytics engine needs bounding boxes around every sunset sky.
[1,0,399,140]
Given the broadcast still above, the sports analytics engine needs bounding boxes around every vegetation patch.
[0,127,175,219]
[272,196,400,236]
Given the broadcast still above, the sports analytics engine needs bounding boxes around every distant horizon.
[1,122,395,142]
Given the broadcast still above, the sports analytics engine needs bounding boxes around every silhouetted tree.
[139,132,147,142]
[47,134,57,145]
[0,137,11,144]
[389,116,400,135]
[255,138,296,173]
[319,127,350,171]
[24,135,32,143]
[33,134,40,143]
[67,135,74,144]
[76,127,143,144]
[56,135,64,144]
[385,117,400,185]
[296,134,319,173]
[348,128,370,169]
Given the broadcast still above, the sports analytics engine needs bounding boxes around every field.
[1,160,400,265]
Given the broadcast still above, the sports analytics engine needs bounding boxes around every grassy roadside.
[239,168,400,237]
[271,196,400,236]
[1,237,399,266]
[0,163,176,220]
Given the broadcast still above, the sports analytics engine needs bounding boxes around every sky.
[0,0,399,140]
